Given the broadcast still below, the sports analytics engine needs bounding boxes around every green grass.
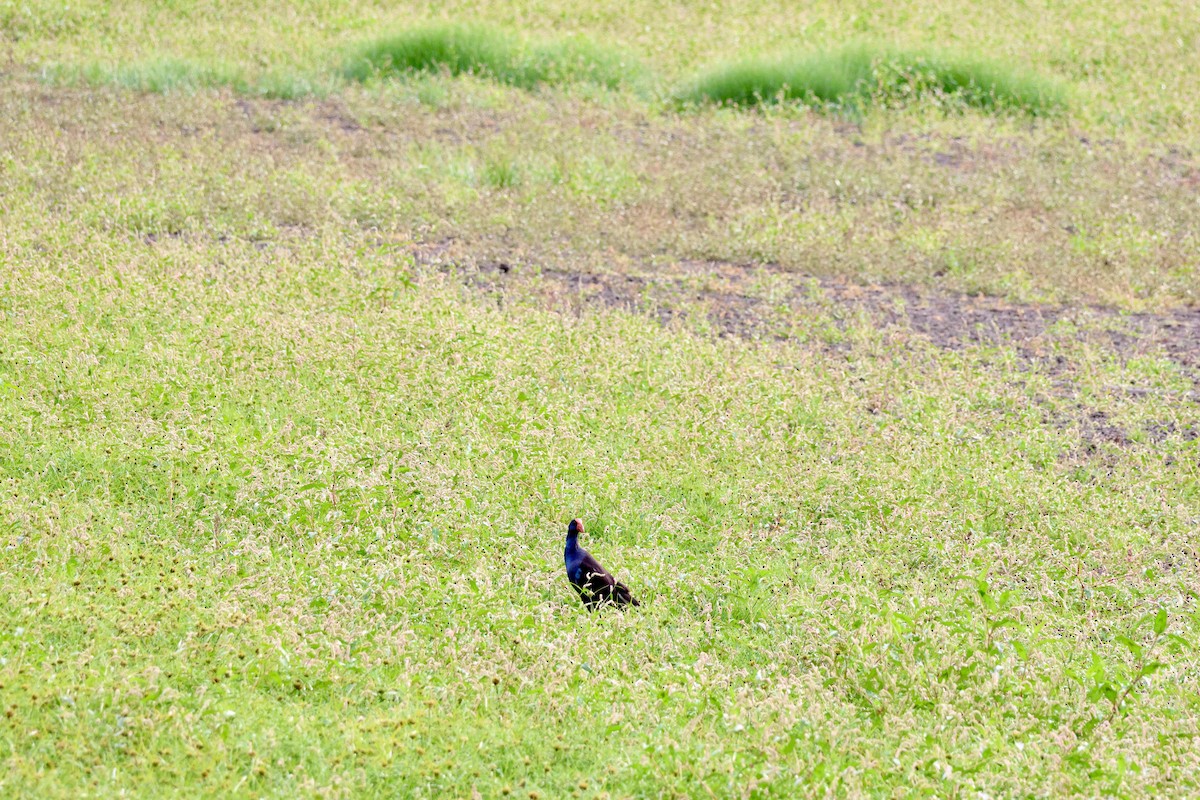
[51,58,243,94]
[3,206,1199,797]
[677,45,1066,115]
[2,80,1194,308]
[6,0,1200,133]
[43,59,338,99]
[2,77,1200,797]
[45,32,1065,117]
[344,24,641,90]
[2,2,1200,796]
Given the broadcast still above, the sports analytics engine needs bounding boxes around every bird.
[564,518,640,610]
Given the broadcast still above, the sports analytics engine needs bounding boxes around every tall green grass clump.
[874,50,1066,114]
[343,24,641,90]
[680,47,875,109]
[679,44,1065,115]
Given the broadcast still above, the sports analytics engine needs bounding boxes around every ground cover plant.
[676,44,1065,115]
[2,1,1200,798]
[343,24,641,91]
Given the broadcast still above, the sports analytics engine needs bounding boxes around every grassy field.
[8,0,1200,132]
[3,1,1200,798]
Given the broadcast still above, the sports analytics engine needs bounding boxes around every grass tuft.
[343,24,641,91]
[677,44,1066,115]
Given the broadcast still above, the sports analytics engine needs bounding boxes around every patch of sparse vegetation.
[46,58,242,94]
[677,44,1066,115]
[44,59,337,98]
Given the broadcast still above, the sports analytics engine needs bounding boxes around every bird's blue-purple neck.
[565,531,582,565]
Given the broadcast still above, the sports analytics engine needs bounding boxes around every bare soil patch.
[416,243,1200,377]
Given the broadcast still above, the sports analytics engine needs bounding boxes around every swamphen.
[564,518,640,610]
